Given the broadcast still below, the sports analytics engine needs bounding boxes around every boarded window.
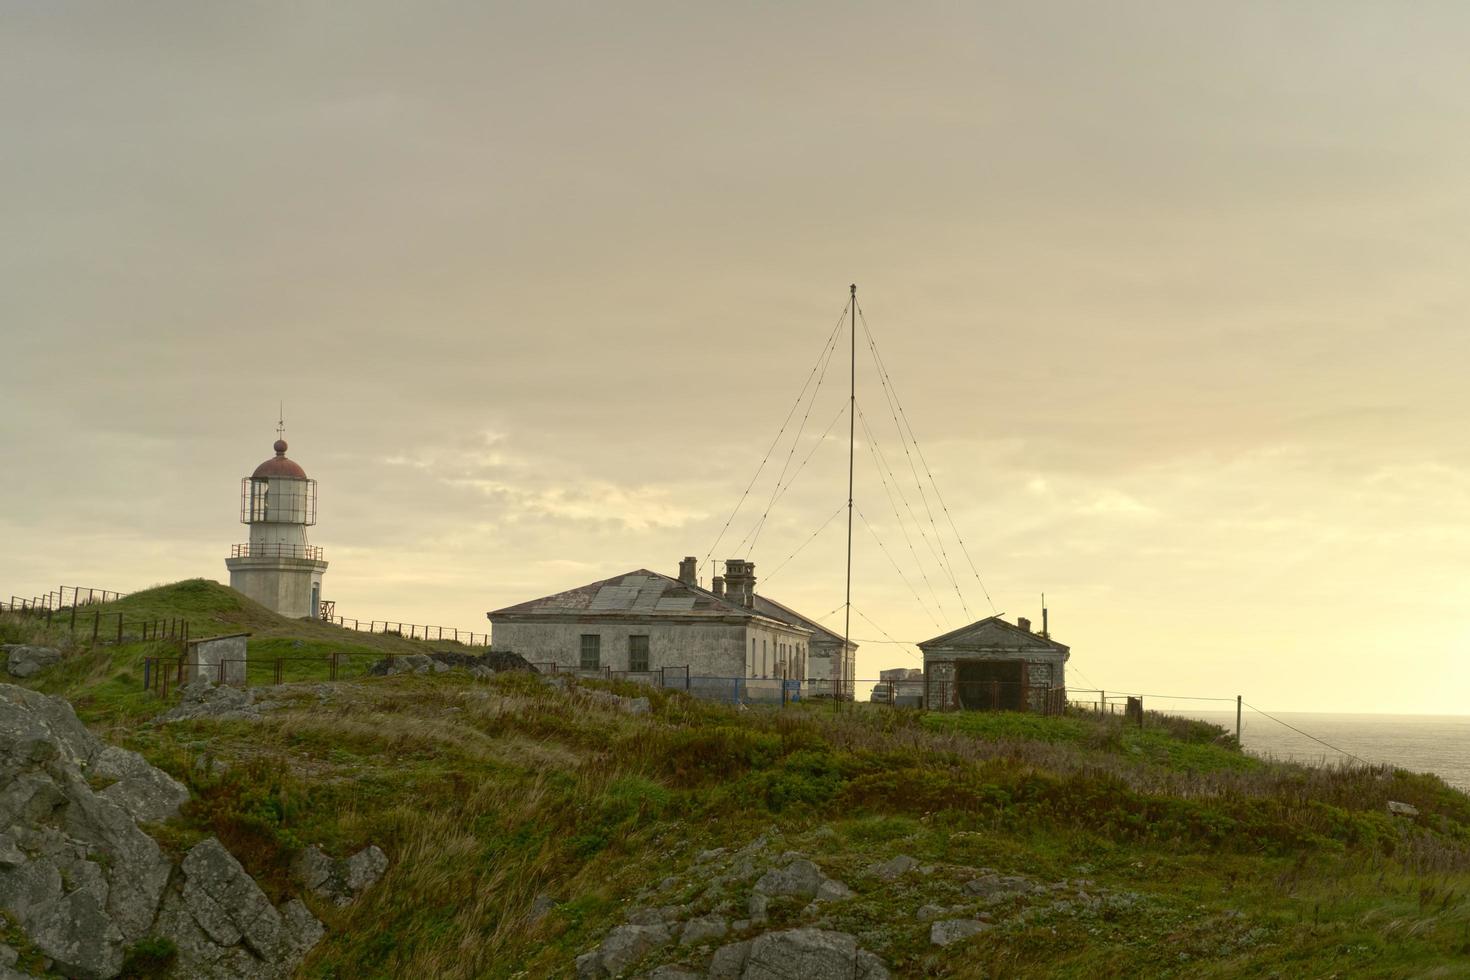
[628,634,650,672]
[580,634,600,670]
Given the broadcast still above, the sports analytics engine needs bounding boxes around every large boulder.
[153,837,323,980]
[4,645,62,679]
[0,685,179,978]
[741,929,889,980]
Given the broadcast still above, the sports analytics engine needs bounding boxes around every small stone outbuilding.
[919,616,1068,713]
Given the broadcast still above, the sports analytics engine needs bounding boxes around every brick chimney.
[677,556,698,585]
[711,575,725,597]
[723,559,756,608]
[1017,616,1031,632]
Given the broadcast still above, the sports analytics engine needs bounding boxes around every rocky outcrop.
[0,684,182,978]
[742,929,888,980]
[0,684,322,980]
[155,679,264,723]
[4,645,61,679]
[293,843,388,907]
[369,650,536,677]
[154,838,322,980]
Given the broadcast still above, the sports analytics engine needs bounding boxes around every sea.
[1169,709,1470,793]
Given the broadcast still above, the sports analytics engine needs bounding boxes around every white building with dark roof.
[486,557,857,698]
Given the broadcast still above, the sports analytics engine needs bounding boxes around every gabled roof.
[917,616,1069,653]
[488,569,811,634]
[750,594,853,649]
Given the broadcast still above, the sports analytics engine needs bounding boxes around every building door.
[311,584,320,620]
[956,660,1025,711]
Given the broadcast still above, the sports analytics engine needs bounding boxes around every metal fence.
[2,585,129,613]
[327,616,489,646]
[1,591,191,649]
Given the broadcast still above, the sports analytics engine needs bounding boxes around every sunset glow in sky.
[4,4,1468,713]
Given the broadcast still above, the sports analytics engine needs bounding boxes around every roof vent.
[1017,617,1031,632]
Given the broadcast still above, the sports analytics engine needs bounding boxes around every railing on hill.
[2,586,190,649]
[3,585,129,613]
[328,616,489,647]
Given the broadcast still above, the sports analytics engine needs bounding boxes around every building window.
[628,635,650,672]
[750,637,756,675]
[580,634,600,670]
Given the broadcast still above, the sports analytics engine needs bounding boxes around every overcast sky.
[4,2,1469,713]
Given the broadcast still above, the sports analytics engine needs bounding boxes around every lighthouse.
[225,433,329,619]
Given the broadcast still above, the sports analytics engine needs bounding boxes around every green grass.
[4,580,1470,978]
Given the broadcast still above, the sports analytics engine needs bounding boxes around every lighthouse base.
[226,556,329,620]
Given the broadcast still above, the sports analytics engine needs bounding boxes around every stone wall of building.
[491,616,813,680]
[184,634,249,686]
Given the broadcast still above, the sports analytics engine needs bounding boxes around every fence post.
[143,658,151,691]
[1236,695,1242,746]
[92,610,100,643]
[70,601,77,631]
[685,666,690,692]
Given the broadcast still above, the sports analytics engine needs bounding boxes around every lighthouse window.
[580,634,600,670]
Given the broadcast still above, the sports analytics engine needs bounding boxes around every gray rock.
[344,844,389,896]
[868,854,918,880]
[1387,800,1419,817]
[706,939,750,979]
[814,878,854,902]
[596,923,673,976]
[0,685,174,975]
[856,949,890,979]
[753,858,824,899]
[155,680,261,723]
[696,847,727,862]
[743,929,889,980]
[680,914,728,946]
[156,837,322,980]
[4,646,61,679]
[642,968,702,980]
[576,949,604,979]
[294,843,388,908]
[90,744,189,824]
[930,918,992,946]
[527,893,557,923]
[916,903,950,922]
[747,891,769,922]
[964,874,1034,902]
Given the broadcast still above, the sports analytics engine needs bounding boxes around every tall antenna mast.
[842,283,856,702]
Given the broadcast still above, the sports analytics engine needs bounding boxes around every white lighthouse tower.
[225,428,328,619]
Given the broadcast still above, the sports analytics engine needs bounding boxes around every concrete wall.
[184,634,248,686]
[226,557,328,619]
[491,617,811,679]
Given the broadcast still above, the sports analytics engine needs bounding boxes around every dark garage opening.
[956,660,1025,711]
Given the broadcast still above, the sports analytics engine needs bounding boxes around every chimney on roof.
[1017,616,1031,633]
[712,575,725,597]
[678,556,698,585]
[1041,599,1049,639]
[724,558,756,608]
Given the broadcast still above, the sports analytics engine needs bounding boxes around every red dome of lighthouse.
[252,439,308,479]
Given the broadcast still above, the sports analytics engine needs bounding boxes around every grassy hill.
[4,581,1469,978]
